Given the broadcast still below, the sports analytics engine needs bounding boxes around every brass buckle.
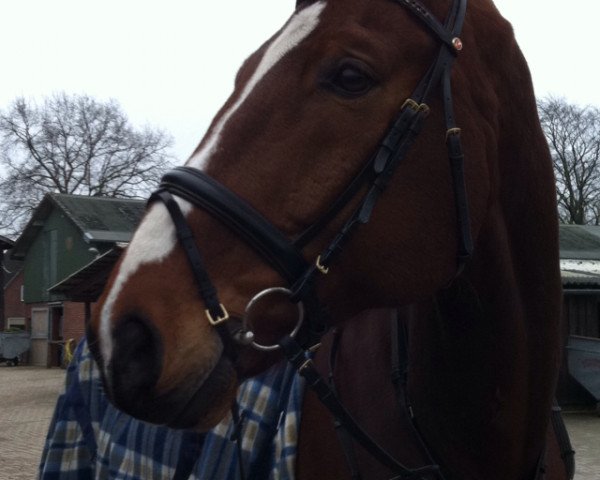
[402,98,430,117]
[206,304,230,326]
[315,255,329,275]
[402,98,420,111]
[446,127,461,141]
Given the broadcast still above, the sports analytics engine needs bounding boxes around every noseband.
[150,0,469,477]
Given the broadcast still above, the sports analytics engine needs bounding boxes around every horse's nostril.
[109,315,163,411]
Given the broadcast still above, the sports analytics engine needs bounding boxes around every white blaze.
[188,2,326,171]
[99,2,326,372]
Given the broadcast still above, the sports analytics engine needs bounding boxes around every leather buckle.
[401,98,420,111]
[315,255,330,275]
[446,127,461,141]
[418,103,430,116]
[206,304,230,326]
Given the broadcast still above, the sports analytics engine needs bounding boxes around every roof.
[2,253,23,289]
[559,225,600,260]
[10,193,146,259]
[560,259,600,288]
[1,236,22,288]
[48,246,125,302]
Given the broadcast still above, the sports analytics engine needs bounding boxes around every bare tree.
[0,93,174,236]
[538,96,600,225]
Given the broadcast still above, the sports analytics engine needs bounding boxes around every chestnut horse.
[88,0,571,478]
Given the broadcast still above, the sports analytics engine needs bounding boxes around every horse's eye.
[321,60,376,98]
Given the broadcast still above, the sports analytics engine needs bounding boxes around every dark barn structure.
[558,225,600,406]
[7,194,144,366]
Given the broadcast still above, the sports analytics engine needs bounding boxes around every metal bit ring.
[240,287,304,351]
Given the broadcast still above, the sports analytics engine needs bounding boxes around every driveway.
[0,365,598,479]
[562,409,600,479]
[0,366,65,480]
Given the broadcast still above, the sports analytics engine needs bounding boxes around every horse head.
[88,0,561,442]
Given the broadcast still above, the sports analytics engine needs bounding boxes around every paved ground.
[0,365,598,479]
[561,409,600,479]
[0,366,65,480]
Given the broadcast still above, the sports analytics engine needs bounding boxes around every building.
[560,224,600,337]
[2,255,26,332]
[8,193,145,366]
[1,235,21,331]
[558,225,600,405]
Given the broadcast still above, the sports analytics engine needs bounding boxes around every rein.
[149,0,472,478]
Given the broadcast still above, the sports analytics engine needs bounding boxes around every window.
[6,317,26,331]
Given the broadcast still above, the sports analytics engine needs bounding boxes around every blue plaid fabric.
[40,339,305,479]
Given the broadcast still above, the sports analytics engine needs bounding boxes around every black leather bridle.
[149,0,471,477]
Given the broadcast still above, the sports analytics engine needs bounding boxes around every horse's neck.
[298,257,561,480]
[408,292,535,479]
[409,218,562,480]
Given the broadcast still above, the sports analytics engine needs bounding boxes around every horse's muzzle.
[100,313,237,430]
[108,315,164,417]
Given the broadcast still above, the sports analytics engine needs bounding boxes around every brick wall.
[23,301,90,366]
[4,270,92,364]
[63,301,89,344]
[3,269,27,329]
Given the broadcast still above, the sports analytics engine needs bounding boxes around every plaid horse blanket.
[40,339,305,479]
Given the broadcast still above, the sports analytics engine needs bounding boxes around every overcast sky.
[0,0,597,162]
